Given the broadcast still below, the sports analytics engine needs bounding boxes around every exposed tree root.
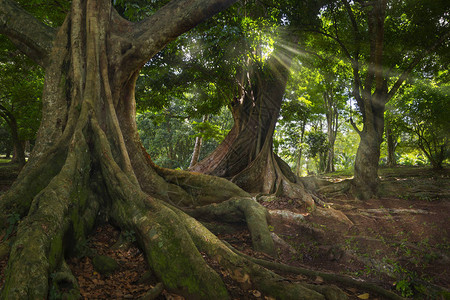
[316,180,352,197]
[50,260,80,299]
[139,282,164,300]
[230,137,316,207]
[185,197,276,256]
[0,141,69,229]
[0,242,9,259]
[224,243,405,300]
[93,121,346,299]
[154,165,250,206]
[172,206,347,300]
[0,119,356,299]
[1,125,98,298]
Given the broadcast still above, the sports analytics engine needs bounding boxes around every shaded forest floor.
[0,162,449,299]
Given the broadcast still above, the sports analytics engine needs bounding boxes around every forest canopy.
[0,0,449,299]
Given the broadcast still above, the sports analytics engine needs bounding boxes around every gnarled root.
[232,250,404,300]
[1,115,351,300]
[94,124,346,299]
[49,260,80,299]
[173,207,348,300]
[1,130,100,299]
[154,166,250,206]
[185,197,276,256]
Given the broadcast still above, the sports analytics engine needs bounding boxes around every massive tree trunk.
[0,0,345,299]
[190,39,316,207]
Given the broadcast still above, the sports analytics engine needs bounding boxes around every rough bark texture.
[190,38,315,207]
[0,0,346,299]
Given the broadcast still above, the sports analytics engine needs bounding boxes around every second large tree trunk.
[190,39,315,206]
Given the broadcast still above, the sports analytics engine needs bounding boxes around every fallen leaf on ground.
[315,276,324,284]
[357,293,370,299]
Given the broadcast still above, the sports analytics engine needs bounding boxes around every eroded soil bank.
[1,164,449,299]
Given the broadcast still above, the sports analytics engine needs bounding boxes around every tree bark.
[0,0,345,299]
[295,121,306,176]
[352,114,384,200]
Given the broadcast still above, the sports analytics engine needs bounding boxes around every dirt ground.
[0,164,449,299]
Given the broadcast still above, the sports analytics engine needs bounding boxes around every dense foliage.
[0,0,448,174]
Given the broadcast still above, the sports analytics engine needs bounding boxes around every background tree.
[0,37,43,165]
[274,92,313,177]
[305,130,328,174]
[190,0,330,203]
[275,59,325,176]
[0,119,13,158]
[305,0,450,199]
[394,81,449,169]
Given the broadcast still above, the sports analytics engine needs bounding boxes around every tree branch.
[305,27,364,107]
[386,30,450,103]
[0,103,13,125]
[349,116,362,136]
[0,0,57,67]
[307,29,354,62]
[341,0,360,48]
[119,0,238,75]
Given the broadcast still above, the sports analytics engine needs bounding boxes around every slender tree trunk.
[295,122,306,176]
[189,115,208,168]
[326,145,335,173]
[385,122,396,167]
[0,108,25,166]
[324,90,338,173]
[189,136,203,167]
